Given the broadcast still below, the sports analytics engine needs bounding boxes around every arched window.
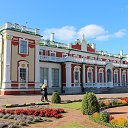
[107,69,111,82]
[74,66,81,86]
[87,67,93,83]
[98,68,104,83]
[114,70,118,84]
[122,70,126,86]
[18,61,28,88]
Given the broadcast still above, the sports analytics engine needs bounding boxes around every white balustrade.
[39,55,128,68]
[0,22,39,35]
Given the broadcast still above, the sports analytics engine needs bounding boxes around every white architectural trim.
[74,66,81,86]
[39,62,61,87]
[19,38,28,54]
[35,45,40,88]
[98,68,104,83]
[87,67,93,83]
[2,36,11,88]
[66,62,71,87]
[114,69,118,85]
[18,61,28,88]
[82,64,85,84]
[95,66,97,83]
[120,68,122,86]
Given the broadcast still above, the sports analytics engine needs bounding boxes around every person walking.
[41,84,48,102]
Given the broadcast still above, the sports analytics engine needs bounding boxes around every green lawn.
[56,122,85,128]
[51,102,82,109]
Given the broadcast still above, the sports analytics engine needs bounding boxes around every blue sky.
[0,0,128,54]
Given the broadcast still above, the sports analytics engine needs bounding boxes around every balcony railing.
[0,22,39,35]
[39,55,128,68]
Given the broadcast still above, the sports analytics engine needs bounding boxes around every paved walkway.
[0,93,128,107]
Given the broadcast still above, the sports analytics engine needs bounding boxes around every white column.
[82,64,85,85]
[2,36,12,88]
[35,45,40,88]
[120,68,122,86]
[95,66,97,83]
[49,67,52,87]
[66,62,71,87]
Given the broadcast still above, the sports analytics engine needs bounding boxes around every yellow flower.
[110,117,128,127]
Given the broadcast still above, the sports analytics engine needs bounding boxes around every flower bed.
[89,96,128,128]
[90,112,128,128]
[0,108,65,119]
[2,102,49,108]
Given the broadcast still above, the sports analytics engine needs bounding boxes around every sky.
[0,0,128,54]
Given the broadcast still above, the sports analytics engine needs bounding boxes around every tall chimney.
[50,33,54,42]
[120,50,123,57]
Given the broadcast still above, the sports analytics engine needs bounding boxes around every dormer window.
[19,40,28,54]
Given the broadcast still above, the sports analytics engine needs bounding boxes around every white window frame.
[98,68,104,83]
[74,66,81,86]
[19,39,28,54]
[50,51,56,57]
[18,61,28,88]
[62,53,68,58]
[87,67,93,83]
[122,70,126,86]
[114,70,118,84]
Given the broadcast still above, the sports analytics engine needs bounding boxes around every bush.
[110,117,128,127]
[99,112,110,123]
[81,92,99,115]
[51,92,61,103]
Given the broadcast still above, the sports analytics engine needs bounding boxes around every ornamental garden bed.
[82,93,128,128]
[0,107,65,128]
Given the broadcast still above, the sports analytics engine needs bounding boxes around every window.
[20,68,26,82]
[122,71,126,86]
[20,40,28,54]
[98,68,104,83]
[87,67,93,83]
[99,73,103,83]
[50,51,56,57]
[52,68,59,87]
[122,74,126,85]
[74,66,80,86]
[114,70,118,84]
[88,72,92,83]
[107,69,111,82]
[62,53,68,58]
[40,67,48,86]
[114,74,118,83]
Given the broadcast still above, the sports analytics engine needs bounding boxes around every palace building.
[0,22,128,95]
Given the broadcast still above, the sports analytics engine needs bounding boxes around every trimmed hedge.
[81,92,99,115]
[51,92,61,103]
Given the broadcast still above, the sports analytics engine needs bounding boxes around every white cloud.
[95,35,112,41]
[43,26,76,41]
[114,29,127,38]
[43,25,127,42]
[77,24,107,38]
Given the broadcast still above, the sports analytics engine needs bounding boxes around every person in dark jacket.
[41,84,48,102]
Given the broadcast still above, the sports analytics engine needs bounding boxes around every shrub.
[81,92,99,115]
[111,100,118,106]
[51,92,61,103]
[93,112,99,120]
[99,112,110,123]
[110,117,128,127]
[103,101,111,106]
